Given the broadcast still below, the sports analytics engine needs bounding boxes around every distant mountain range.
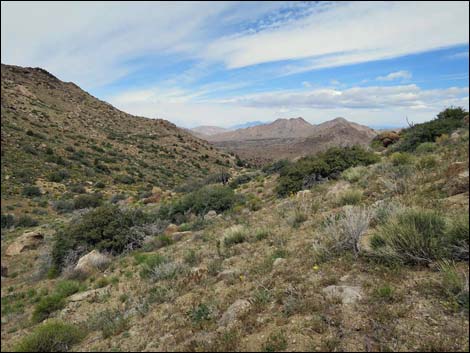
[189,117,377,164]
[189,121,266,138]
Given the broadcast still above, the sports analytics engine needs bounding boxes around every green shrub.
[255,228,270,241]
[189,303,212,325]
[160,185,237,222]
[395,107,468,152]
[446,214,469,260]
[229,173,257,188]
[416,142,437,154]
[113,174,135,184]
[223,225,248,247]
[52,199,75,214]
[341,166,367,183]
[22,185,42,197]
[47,169,70,182]
[276,146,379,197]
[370,209,450,264]
[54,280,82,297]
[16,215,39,228]
[13,320,85,352]
[438,261,469,312]
[338,189,363,206]
[262,331,288,352]
[31,294,65,323]
[73,193,102,210]
[136,253,168,278]
[52,205,148,269]
[262,159,290,175]
[69,184,86,194]
[1,214,15,229]
[95,181,106,189]
[390,152,413,166]
[417,155,438,170]
[88,309,129,338]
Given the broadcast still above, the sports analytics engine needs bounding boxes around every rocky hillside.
[207,117,316,142]
[1,64,235,205]
[1,108,468,352]
[190,126,230,138]
[209,117,377,164]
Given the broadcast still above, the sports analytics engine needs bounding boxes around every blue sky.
[1,1,469,128]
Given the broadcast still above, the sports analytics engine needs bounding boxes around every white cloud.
[203,2,469,71]
[446,51,470,60]
[376,70,412,81]
[109,83,469,128]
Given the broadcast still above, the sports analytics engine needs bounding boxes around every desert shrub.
[370,209,453,264]
[395,107,468,152]
[47,169,70,182]
[52,199,75,214]
[136,253,168,278]
[183,249,199,266]
[88,308,129,338]
[255,228,270,241]
[417,155,438,170]
[54,280,83,297]
[246,195,262,211]
[69,184,86,194]
[286,209,308,228]
[110,193,127,204]
[446,214,469,260]
[52,205,149,269]
[229,173,257,188]
[160,185,237,221]
[416,142,437,154]
[262,331,288,352]
[147,261,187,282]
[390,152,413,166]
[1,214,15,229]
[73,193,102,210]
[16,215,39,228]
[113,174,135,184]
[12,320,84,352]
[262,159,291,175]
[313,206,373,261]
[204,171,231,185]
[223,225,248,246]
[95,181,105,189]
[22,185,42,197]
[438,261,469,312]
[337,189,363,206]
[341,166,368,183]
[188,303,212,325]
[276,146,379,197]
[31,294,65,323]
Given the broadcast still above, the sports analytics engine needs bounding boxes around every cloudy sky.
[2,1,469,128]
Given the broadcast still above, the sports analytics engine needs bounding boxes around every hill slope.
[209,117,377,164]
[1,64,234,201]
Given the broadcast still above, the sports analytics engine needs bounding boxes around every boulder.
[444,170,469,196]
[272,258,287,270]
[204,210,217,221]
[445,162,467,178]
[5,231,44,256]
[143,193,161,204]
[164,224,179,235]
[68,288,108,302]
[74,250,110,274]
[322,285,362,304]
[218,299,251,328]
[217,269,241,281]
[171,231,193,242]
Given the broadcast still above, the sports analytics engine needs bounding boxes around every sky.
[1,1,469,129]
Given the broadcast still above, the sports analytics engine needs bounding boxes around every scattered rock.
[450,132,460,141]
[171,231,193,242]
[217,269,241,281]
[218,299,251,328]
[272,257,287,269]
[322,285,362,304]
[74,250,110,274]
[68,287,108,302]
[143,193,161,204]
[5,231,44,256]
[204,210,217,221]
[444,170,469,196]
[445,162,467,178]
[164,224,179,235]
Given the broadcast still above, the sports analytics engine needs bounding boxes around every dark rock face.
[302,173,329,189]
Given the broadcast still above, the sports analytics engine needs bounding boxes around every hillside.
[189,126,230,138]
[209,117,377,164]
[1,107,468,352]
[1,64,235,206]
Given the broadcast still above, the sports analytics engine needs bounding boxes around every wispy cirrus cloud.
[376,71,412,82]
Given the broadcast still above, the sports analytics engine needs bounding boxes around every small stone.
[322,285,362,304]
[218,299,251,328]
[171,231,193,242]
